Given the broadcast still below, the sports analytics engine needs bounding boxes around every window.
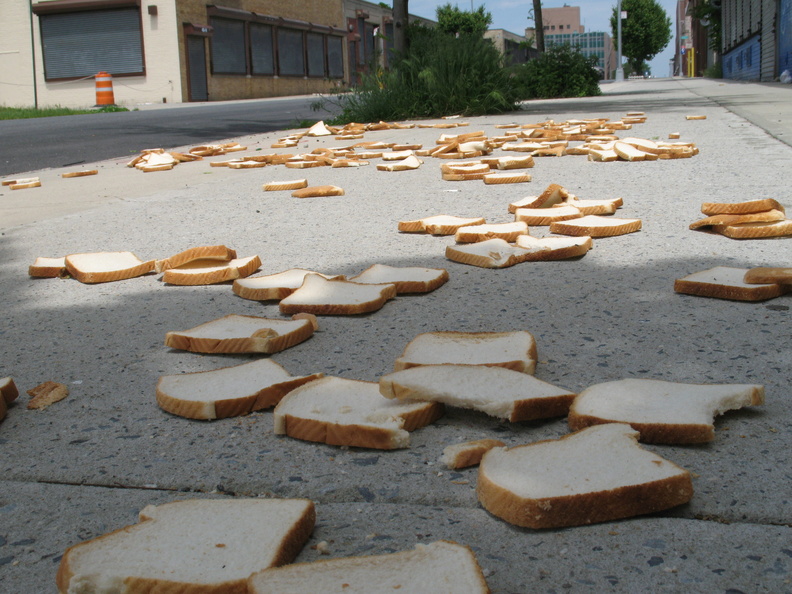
[328,36,344,78]
[306,32,325,77]
[250,23,274,75]
[278,29,305,76]
[211,17,246,74]
[36,5,143,80]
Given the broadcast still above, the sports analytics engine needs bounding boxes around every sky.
[407,0,679,77]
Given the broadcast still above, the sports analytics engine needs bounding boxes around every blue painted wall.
[780,0,792,75]
[723,34,762,80]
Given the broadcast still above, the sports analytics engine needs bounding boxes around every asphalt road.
[0,95,339,176]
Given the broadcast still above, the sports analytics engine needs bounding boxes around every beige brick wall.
[0,0,37,107]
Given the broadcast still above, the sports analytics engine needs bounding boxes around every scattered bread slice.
[377,155,423,171]
[514,235,593,260]
[64,252,155,284]
[273,376,443,449]
[689,209,786,230]
[62,170,98,178]
[516,184,570,209]
[162,255,261,285]
[441,439,505,469]
[476,423,694,529]
[279,274,397,315]
[514,205,583,226]
[233,269,345,301]
[263,179,308,191]
[248,540,489,594]
[27,381,69,410]
[394,330,537,374]
[155,245,237,272]
[380,364,575,422]
[292,185,345,198]
[568,378,765,443]
[674,266,788,301]
[455,221,529,243]
[56,498,316,594]
[701,199,785,216]
[164,314,316,354]
[550,215,642,237]
[29,256,67,278]
[0,377,19,422]
[398,215,486,235]
[446,238,532,268]
[743,266,792,285]
[348,264,449,294]
[560,197,621,215]
[483,172,531,184]
[157,359,323,420]
[713,219,792,239]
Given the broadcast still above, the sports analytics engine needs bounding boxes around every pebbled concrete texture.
[1,77,791,593]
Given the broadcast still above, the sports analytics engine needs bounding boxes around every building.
[536,5,585,34]
[676,0,713,77]
[484,29,536,66]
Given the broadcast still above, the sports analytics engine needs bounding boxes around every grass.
[0,105,129,120]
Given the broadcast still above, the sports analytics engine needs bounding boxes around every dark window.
[38,7,143,80]
[210,17,246,74]
[278,29,305,76]
[306,33,325,77]
[328,36,344,78]
[250,23,274,75]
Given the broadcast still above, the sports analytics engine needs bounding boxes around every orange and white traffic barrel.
[95,71,115,106]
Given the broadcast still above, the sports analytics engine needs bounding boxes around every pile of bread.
[689,198,792,239]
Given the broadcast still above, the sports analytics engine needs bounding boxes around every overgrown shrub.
[513,44,602,99]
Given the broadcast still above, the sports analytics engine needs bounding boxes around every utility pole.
[616,0,624,81]
[393,0,408,56]
[532,0,544,52]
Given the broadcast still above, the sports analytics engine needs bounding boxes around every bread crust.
[701,198,784,215]
[29,257,68,278]
[279,279,397,315]
[516,236,593,261]
[155,246,237,272]
[65,252,155,284]
[550,216,642,237]
[673,278,786,301]
[744,266,792,285]
[714,219,792,239]
[162,256,261,286]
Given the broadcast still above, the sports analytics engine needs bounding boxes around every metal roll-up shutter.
[40,7,143,79]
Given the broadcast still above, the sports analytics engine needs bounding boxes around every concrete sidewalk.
[0,78,790,593]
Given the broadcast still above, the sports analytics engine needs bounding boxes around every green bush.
[513,44,602,99]
[326,26,520,124]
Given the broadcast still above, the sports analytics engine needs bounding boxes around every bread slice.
[380,364,575,422]
[155,245,237,273]
[514,235,593,260]
[514,184,570,209]
[157,359,323,420]
[689,209,786,230]
[514,205,582,226]
[446,238,532,268]
[441,439,505,469]
[550,215,642,237]
[714,219,792,239]
[701,199,785,216]
[674,266,788,301]
[279,274,397,315]
[568,378,764,443]
[476,423,694,529]
[162,255,261,286]
[559,197,621,216]
[26,381,69,410]
[292,185,344,198]
[453,221,529,243]
[0,377,19,422]
[273,376,444,449]
[164,314,316,354]
[398,215,486,235]
[56,498,315,594]
[744,266,792,285]
[29,256,67,278]
[263,179,308,191]
[248,540,489,594]
[233,269,345,301]
[483,172,531,184]
[348,264,449,294]
[64,252,156,284]
[394,330,537,374]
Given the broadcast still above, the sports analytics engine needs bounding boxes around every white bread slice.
[394,330,537,374]
[446,238,532,268]
[292,185,345,198]
[164,314,316,354]
[64,252,156,284]
[558,197,621,215]
[157,359,323,419]
[233,269,345,301]
[508,195,540,213]
[674,266,788,301]
[613,141,648,161]
[273,376,444,449]
[568,378,765,443]
[514,235,593,260]
[348,264,449,294]
[701,198,785,216]
[515,183,570,209]
[279,274,397,315]
[0,377,19,422]
[154,245,237,273]
[550,215,642,237]
[162,255,261,285]
[454,221,529,243]
[514,205,582,226]
[689,209,786,230]
[441,439,505,469]
[398,215,486,235]
[476,423,694,529]
[380,364,575,422]
[248,540,489,594]
[29,256,67,278]
[483,172,531,184]
[714,219,792,239]
[744,266,792,285]
[56,498,315,594]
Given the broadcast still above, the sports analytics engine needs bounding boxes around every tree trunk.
[393,0,409,56]
[532,0,544,52]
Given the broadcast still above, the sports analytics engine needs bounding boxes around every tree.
[393,0,409,55]
[532,0,545,52]
[610,0,671,74]
[436,3,492,36]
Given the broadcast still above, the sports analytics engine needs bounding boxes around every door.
[187,35,208,102]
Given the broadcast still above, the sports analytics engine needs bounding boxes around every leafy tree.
[436,3,492,36]
[610,0,672,74]
[513,44,602,99]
